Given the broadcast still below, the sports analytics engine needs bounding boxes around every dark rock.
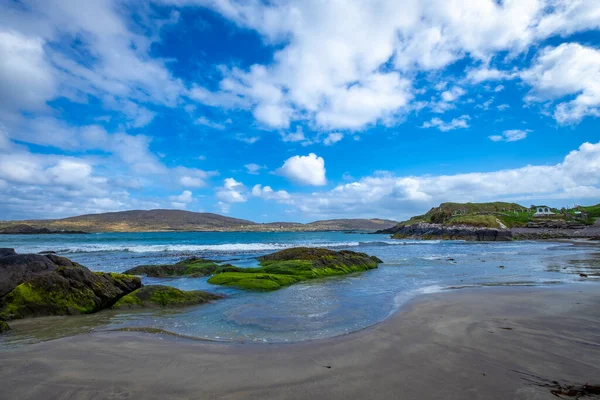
[112,285,223,309]
[0,251,141,323]
[387,223,512,241]
[0,224,88,235]
[124,257,221,278]
[0,320,9,333]
[580,273,588,278]
[0,248,16,257]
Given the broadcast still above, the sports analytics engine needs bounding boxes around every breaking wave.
[19,239,441,254]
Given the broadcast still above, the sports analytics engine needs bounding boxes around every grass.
[445,215,502,228]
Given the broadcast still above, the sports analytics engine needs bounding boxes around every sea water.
[0,232,598,347]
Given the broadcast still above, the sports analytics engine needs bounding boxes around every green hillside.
[397,202,597,229]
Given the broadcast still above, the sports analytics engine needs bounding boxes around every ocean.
[1,232,597,347]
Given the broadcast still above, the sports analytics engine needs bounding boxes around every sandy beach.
[1,284,598,399]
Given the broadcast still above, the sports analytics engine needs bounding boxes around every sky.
[0,0,599,222]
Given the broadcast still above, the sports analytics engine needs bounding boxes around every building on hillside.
[533,205,554,217]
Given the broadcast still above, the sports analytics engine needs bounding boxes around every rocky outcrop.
[208,247,382,291]
[0,224,87,234]
[112,285,223,309]
[0,249,141,329]
[386,223,513,241]
[124,257,226,277]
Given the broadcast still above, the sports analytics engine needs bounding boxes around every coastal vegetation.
[392,202,599,229]
[207,247,382,291]
[112,285,223,309]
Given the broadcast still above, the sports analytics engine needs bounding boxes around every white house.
[533,205,554,217]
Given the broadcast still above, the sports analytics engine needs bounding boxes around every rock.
[580,273,588,278]
[386,223,512,241]
[0,320,9,333]
[0,248,16,257]
[0,251,141,323]
[208,247,382,291]
[112,285,223,309]
[0,224,88,235]
[124,257,227,278]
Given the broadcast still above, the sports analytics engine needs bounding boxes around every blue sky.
[1,0,599,222]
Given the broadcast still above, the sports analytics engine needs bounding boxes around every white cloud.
[185,0,600,130]
[251,184,291,202]
[216,178,247,204]
[195,116,225,130]
[465,65,517,83]
[497,104,510,111]
[236,134,260,144]
[521,43,600,123]
[323,132,343,146]
[0,1,184,126]
[0,30,56,114]
[245,163,265,175]
[277,153,327,186]
[421,115,470,131]
[440,86,466,102]
[281,141,600,219]
[489,129,531,142]
[169,190,193,207]
[280,126,306,143]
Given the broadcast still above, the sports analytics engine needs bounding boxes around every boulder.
[0,248,16,257]
[112,285,223,309]
[0,251,141,323]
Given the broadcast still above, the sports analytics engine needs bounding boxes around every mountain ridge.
[0,209,398,233]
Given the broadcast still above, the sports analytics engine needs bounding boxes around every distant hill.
[379,201,597,233]
[0,209,398,233]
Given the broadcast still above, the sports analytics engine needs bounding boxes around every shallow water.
[1,232,598,347]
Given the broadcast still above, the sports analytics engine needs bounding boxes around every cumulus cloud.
[489,129,531,142]
[251,184,291,202]
[277,153,327,186]
[323,132,343,146]
[281,141,600,220]
[521,43,600,123]
[216,178,247,205]
[421,115,470,131]
[169,190,193,208]
[186,0,600,130]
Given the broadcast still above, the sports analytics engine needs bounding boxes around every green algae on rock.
[207,247,382,291]
[124,257,234,278]
[112,285,223,309]
[0,249,141,324]
[0,320,9,333]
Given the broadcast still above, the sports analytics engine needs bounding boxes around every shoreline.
[1,284,599,399]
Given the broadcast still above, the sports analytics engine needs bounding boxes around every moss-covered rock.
[0,320,9,333]
[0,251,141,324]
[207,247,382,291]
[123,257,233,278]
[112,285,223,309]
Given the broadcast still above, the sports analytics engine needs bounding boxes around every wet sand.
[1,284,599,399]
